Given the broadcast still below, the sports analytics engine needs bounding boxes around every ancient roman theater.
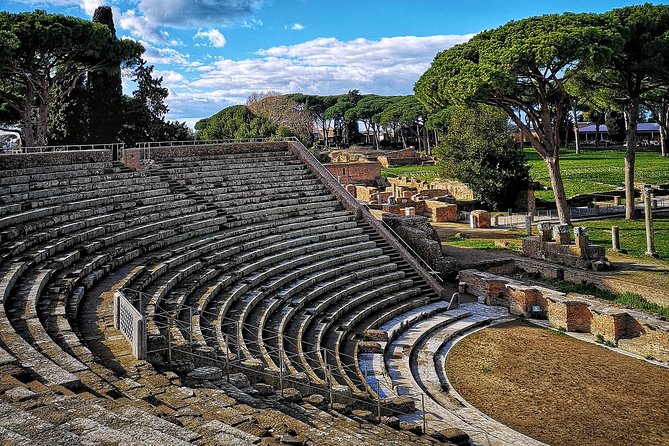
[0,140,668,446]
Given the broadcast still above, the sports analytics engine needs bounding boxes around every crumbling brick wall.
[457,268,669,361]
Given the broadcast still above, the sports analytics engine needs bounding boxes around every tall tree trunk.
[20,87,36,147]
[37,89,49,146]
[595,124,600,150]
[660,125,667,157]
[545,156,571,224]
[572,102,580,154]
[624,97,640,220]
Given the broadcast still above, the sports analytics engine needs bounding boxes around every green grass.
[584,216,669,259]
[522,274,669,319]
[381,148,669,201]
[443,238,522,251]
[381,164,441,183]
[525,147,669,201]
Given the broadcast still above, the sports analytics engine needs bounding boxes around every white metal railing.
[113,290,147,359]
[2,142,124,155]
[494,195,669,228]
[134,137,299,149]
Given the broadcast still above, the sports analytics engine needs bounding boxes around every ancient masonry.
[1,140,664,445]
[0,140,513,446]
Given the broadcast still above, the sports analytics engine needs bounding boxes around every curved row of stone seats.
[270,262,398,375]
[239,259,399,373]
[121,209,355,343]
[184,213,354,345]
[356,301,453,398]
[375,302,543,445]
[282,271,420,388]
[0,160,232,397]
[0,164,176,390]
[250,254,394,371]
[128,147,447,404]
[0,147,455,445]
[319,287,425,395]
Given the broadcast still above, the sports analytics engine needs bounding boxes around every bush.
[436,105,529,210]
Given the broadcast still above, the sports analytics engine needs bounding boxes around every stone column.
[643,188,658,257]
[611,226,621,252]
[525,214,533,236]
[613,195,621,206]
[527,189,536,218]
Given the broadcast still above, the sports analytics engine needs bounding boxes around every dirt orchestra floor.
[446,320,669,446]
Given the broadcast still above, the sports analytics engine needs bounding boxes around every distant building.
[578,123,661,145]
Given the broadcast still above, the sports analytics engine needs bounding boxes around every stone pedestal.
[537,222,553,242]
[574,226,589,258]
[553,224,570,245]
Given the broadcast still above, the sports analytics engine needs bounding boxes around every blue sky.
[3,0,665,126]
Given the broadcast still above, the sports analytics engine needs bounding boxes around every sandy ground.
[446,320,669,446]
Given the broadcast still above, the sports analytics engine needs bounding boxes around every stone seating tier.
[0,145,453,445]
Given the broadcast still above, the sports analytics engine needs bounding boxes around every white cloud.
[162,34,474,122]
[242,19,263,29]
[287,23,304,31]
[194,29,227,48]
[192,35,475,95]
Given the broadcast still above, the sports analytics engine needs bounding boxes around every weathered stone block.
[470,210,490,228]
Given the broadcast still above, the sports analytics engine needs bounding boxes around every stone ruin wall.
[382,214,457,279]
[523,224,608,271]
[458,269,669,361]
[322,162,381,185]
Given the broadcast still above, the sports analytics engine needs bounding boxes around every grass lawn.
[584,216,669,259]
[381,147,669,202]
[525,147,669,201]
[381,164,441,182]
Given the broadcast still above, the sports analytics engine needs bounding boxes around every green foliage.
[415,12,621,223]
[87,6,123,143]
[119,60,189,146]
[194,105,277,140]
[47,76,90,145]
[435,105,529,210]
[604,111,626,143]
[0,10,143,146]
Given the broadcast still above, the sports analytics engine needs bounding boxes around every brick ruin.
[0,140,665,445]
[458,269,669,361]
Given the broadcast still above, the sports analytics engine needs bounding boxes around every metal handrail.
[2,142,124,155]
[134,137,299,149]
[291,137,443,283]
